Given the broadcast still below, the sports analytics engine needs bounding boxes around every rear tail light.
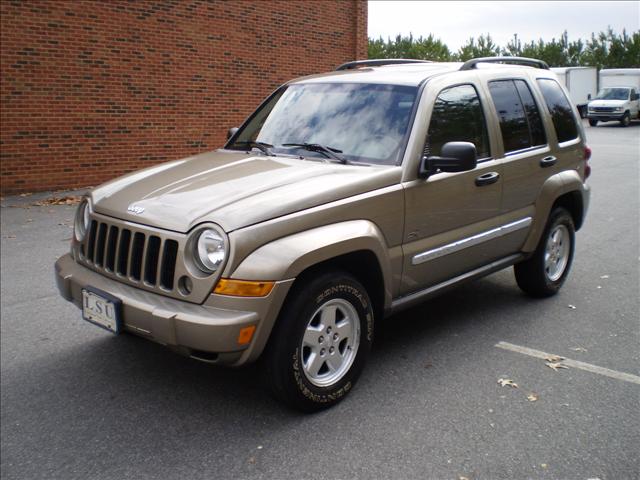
[584,145,592,179]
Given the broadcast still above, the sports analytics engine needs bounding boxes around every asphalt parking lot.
[1,120,639,480]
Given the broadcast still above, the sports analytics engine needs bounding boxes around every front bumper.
[587,112,625,122]
[55,254,293,366]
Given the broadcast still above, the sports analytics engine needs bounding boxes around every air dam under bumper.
[55,253,291,366]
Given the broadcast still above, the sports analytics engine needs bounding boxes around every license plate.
[82,287,122,334]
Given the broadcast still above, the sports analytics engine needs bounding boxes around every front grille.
[591,107,616,113]
[83,218,179,291]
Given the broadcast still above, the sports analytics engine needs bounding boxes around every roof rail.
[336,59,432,71]
[460,56,550,71]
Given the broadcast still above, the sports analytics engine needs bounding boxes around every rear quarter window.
[536,78,579,143]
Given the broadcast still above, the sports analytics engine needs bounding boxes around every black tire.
[515,207,575,298]
[263,270,374,412]
[588,119,598,127]
[620,112,631,127]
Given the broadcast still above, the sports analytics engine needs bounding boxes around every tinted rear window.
[488,80,531,153]
[514,80,546,147]
[536,79,578,143]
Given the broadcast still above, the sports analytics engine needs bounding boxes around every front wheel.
[588,119,598,127]
[264,271,374,412]
[620,112,631,127]
[515,208,575,297]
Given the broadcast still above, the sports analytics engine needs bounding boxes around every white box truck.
[587,68,640,127]
[551,67,598,118]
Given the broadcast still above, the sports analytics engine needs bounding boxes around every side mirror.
[227,127,239,140]
[419,141,478,178]
[632,93,639,101]
[587,93,592,100]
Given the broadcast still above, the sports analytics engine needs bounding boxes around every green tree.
[368,29,640,68]
[455,34,500,61]
[367,34,452,61]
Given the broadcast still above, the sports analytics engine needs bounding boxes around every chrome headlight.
[615,106,624,112]
[194,227,226,274]
[74,199,91,242]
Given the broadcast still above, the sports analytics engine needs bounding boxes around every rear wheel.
[264,270,374,412]
[620,112,631,127]
[515,208,575,297]
[588,119,598,127]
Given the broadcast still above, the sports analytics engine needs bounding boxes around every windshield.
[227,83,418,165]
[594,88,630,100]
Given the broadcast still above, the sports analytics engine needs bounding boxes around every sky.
[368,1,640,51]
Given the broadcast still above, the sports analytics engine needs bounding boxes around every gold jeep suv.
[55,57,591,411]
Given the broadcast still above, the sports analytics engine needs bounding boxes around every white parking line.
[495,341,640,385]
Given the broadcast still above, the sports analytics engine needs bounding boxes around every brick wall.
[0,0,367,194]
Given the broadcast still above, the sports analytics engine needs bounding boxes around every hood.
[588,99,628,107]
[90,150,401,233]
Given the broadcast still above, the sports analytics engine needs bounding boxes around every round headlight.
[194,228,226,273]
[74,200,91,242]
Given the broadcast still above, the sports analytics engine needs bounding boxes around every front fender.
[231,220,393,306]
[522,170,588,252]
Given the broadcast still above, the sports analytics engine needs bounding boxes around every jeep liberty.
[55,57,591,411]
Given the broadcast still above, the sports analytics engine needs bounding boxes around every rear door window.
[514,80,546,147]
[425,84,491,160]
[488,80,532,153]
[536,78,579,143]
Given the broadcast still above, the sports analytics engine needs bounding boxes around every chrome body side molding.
[412,217,532,266]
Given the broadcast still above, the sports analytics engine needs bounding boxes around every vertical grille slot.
[105,225,119,272]
[129,232,145,281]
[144,236,161,285]
[95,223,108,267]
[160,240,178,290]
[116,229,131,276]
[86,220,98,262]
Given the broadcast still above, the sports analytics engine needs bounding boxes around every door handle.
[475,171,500,186]
[540,155,557,167]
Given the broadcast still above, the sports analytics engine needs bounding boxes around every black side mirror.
[632,93,639,101]
[227,127,239,140]
[587,93,592,100]
[419,141,478,178]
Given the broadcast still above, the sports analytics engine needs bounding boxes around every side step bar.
[387,254,525,316]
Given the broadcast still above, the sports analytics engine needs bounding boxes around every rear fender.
[522,170,586,252]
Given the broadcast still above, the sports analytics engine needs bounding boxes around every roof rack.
[336,59,432,71]
[460,56,550,71]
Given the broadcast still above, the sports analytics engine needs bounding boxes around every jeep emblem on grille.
[127,204,145,215]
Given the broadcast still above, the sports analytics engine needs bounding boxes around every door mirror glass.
[420,141,477,177]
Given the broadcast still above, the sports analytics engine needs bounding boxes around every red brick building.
[0,0,367,194]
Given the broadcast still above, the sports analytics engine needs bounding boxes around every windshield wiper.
[232,141,276,156]
[282,143,347,164]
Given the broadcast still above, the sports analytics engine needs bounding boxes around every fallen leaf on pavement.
[33,195,81,206]
[545,354,565,363]
[546,362,569,371]
[527,393,539,402]
[498,378,518,388]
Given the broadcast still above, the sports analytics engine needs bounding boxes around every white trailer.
[551,67,598,118]
[599,68,640,89]
[587,69,640,127]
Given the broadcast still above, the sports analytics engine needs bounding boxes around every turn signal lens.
[237,325,256,345]
[214,278,275,297]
